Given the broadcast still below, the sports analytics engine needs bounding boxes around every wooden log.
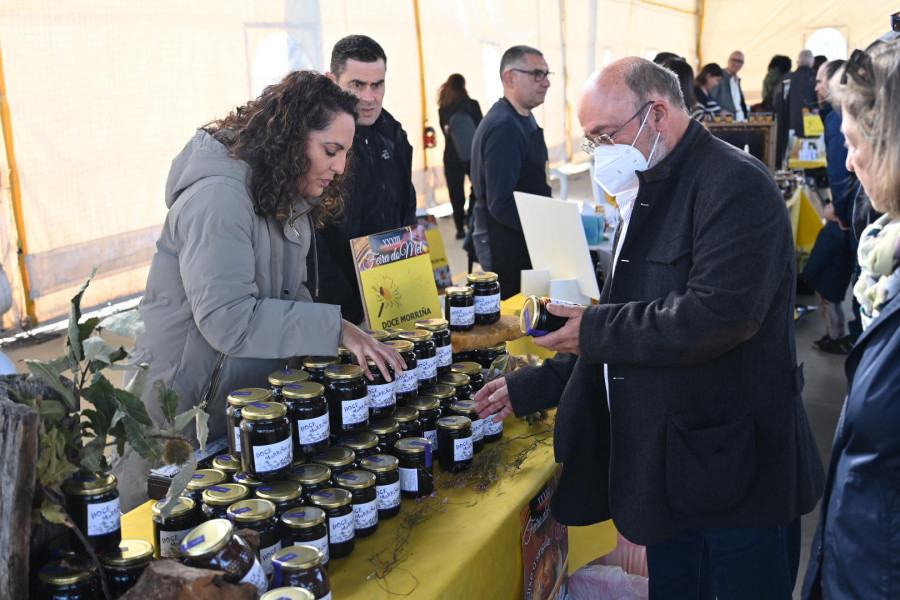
[450,314,524,353]
[0,395,40,599]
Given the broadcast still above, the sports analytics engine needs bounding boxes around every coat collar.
[639,119,710,185]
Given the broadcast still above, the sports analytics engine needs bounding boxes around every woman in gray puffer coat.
[115,71,406,510]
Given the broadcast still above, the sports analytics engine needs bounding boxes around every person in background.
[115,71,406,510]
[711,50,747,121]
[801,59,856,354]
[784,49,819,136]
[437,74,483,240]
[760,54,792,111]
[812,54,828,72]
[652,51,683,65]
[311,35,417,324]
[693,63,726,121]
[661,58,695,113]
[470,45,552,298]
[476,57,824,599]
[802,38,900,599]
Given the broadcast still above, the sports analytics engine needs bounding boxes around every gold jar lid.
[415,318,449,331]
[451,400,479,416]
[227,387,272,406]
[202,483,250,506]
[382,339,414,353]
[255,480,303,503]
[302,356,340,369]
[335,469,376,489]
[312,446,355,467]
[272,545,324,571]
[439,372,470,388]
[412,396,440,412]
[152,496,195,518]
[484,341,507,352]
[367,418,399,434]
[63,473,117,496]
[281,381,325,400]
[323,364,365,380]
[38,558,95,586]
[466,270,499,284]
[281,506,326,528]
[362,329,391,341]
[101,540,154,568]
[240,401,288,421]
[227,498,276,523]
[397,329,433,342]
[394,437,431,455]
[233,472,263,489]
[337,346,352,358]
[364,356,394,370]
[212,454,242,473]
[181,518,232,558]
[309,487,352,509]
[391,406,419,422]
[261,587,316,600]
[185,469,228,490]
[445,285,474,297]
[339,431,379,451]
[268,369,311,386]
[288,463,331,485]
[359,454,399,473]
[420,383,455,399]
[437,415,472,430]
[451,361,482,376]
[519,295,543,334]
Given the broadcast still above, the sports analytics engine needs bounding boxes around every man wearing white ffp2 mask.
[589,99,661,198]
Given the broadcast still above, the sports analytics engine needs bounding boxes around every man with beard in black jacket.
[312,35,417,324]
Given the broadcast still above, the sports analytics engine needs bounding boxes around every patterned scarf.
[854,214,900,330]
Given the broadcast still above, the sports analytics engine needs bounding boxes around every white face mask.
[591,108,660,197]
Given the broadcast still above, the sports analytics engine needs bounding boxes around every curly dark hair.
[204,70,358,226]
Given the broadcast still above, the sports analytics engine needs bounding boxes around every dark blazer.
[507,120,825,546]
[802,290,900,599]
[710,70,747,117]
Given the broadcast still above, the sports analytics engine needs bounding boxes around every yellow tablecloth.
[122,416,616,599]
[788,157,827,170]
[785,187,824,254]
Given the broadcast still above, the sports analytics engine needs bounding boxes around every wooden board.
[450,314,523,353]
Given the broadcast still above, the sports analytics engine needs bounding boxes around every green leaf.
[195,410,210,453]
[157,381,179,426]
[25,359,76,410]
[124,364,149,398]
[66,272,94,363]
[160,453,197,520]
[79,438,105,473]
[168,406,199,434]
[80,409,110,438]
[99,309,145,336]
[38,399,67,422]
[81,336,107,363]
[116,388,152,426]
[122,415,163,460]
[83,375,118,420]
[39,498,72,527]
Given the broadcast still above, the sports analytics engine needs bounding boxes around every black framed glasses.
[581,100,655,154]
[841,49,872,85]
[509,68,553,82]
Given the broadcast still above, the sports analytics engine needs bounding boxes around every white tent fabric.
[0,0,894,330]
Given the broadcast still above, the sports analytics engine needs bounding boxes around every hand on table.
[474,377,514,423]
[533,303,586,355]
[341,320,406,381]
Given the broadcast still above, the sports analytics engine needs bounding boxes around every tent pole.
[413,0,429,171]
[0,43,37,327]
[559,0,572,162]
[696,0,707,67]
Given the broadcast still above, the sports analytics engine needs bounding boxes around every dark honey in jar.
[451,361,485,392]
[467,271,501,324]
[359,454,402,519]
[255,480,305,520]
[367,418,401,457]
[396,330,437,389]
[182,468,228,504]
[239,401,293,481]
[383,339,418,406]
[364,357,396,420]
[281,381,330,455]
[201,483,251,520]
[301,356,340,384]
[268,368,311,399]
[438,372,473,401]
[436,415,474,473]
[101,539,153,597]
[323,364,369,435]
[450,400,485,453]
[415,318,452,376]
[281,507,330,566]
[269,545,332,599]
[37,557,100,600]
[226,498,282,575]
[338,431,381,463]
[334,470,379,537]
[288,463,332,504]
[445,285,475,331]
[391,405,423,439]
[181,519,268,595]
[63,473,121,554]
[394,437,434,498]
[411,396,441,451]
[226,387,273,458]
[309,488,355,559]
[152,496,203,559]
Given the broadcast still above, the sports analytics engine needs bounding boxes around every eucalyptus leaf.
[99,309,145,336]
[195,410,210,452]
[25,359,76,410]
[160,453,197,520]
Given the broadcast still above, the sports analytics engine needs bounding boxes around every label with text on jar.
[238,556,268,596]
[342,397,368,425]
[368,383,395,408]
[87,497,120,537]
[354,499,378,529]
[475,293,501,315]
[158,527,193,558]
[484,414,503,435]
[233,426,242,453]
[259,540,282,574]
[450,305,475,327]
[376,481,401,509]
[418,356,437,381]
[454,436,474,461]
[399,467,419,492]
[471,418,484,442]
[297,413,330,445]
[436,344,452,367]
[252,437,293,473]
[424,429,438,451]
[288,532,329,564]
[328,511,355,543]
[396,367,419,393]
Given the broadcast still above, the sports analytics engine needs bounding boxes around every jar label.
[449,305,475,326]
[484,414,504,435]
[368,382,395,408]
[424,429,438,451]
[377,480,401,509]
[259,540,282,575]
[342,397,368,425]
[436,344,452,367]
[418,356,437,381]
[288,533,329,564]
[158,527,193,558]
[354,498,378,529]
[396,367,419,393]
[454,436,474,461]
[252,436,293,473]
[321,593,333,600]
[298,412,330,445]
[472,418,484,442]
[234,426,242,453]
[399,467,419,492]
[329,511,354,543]
[87,497,120,537]
[474,293,501,315]
[237,556,268,596]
